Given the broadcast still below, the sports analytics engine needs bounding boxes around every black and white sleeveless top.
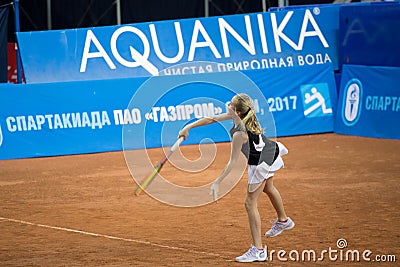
[230,122,279,166]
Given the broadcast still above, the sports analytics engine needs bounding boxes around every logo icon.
[253,135,265,152]
[342,79,362,126]
[301,83,333,118]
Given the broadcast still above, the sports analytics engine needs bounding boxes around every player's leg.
[263,177,287,221]
[263,177,294,238]
[235,180,267,262]
[245,180,266,248]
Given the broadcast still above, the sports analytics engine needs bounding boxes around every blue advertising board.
[335,65,400,140]
[0,64,336,160]
[17,8,338,83]
[271,1,399,70]
[269,1,396,12]
[339,3,400,68]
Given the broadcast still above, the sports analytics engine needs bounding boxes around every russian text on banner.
[335,64,400,140]
[17,8,338,83]
[0,64,336,160]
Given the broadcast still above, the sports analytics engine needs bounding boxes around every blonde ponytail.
[242,109,262,135]
[233,94,263,135]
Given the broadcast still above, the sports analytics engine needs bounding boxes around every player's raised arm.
[178,113,232,140]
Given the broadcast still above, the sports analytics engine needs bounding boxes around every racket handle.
[171,137,184,152]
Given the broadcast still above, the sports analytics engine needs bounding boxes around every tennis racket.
[135,137,184,196]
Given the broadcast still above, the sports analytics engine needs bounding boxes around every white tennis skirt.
[247,142,288,185]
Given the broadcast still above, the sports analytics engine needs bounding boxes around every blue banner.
[339,3,400,68]
[0,64,336,160]
[335,65,400,140]
[17,8,338,83]
[0,6,8,83]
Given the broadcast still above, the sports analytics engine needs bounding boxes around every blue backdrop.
[0,6,8,83]
[339,3,400,68]
[0,64,336,160]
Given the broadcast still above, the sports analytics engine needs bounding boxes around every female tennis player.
[178,93,294,262]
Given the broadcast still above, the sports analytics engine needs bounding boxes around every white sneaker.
[265,217,295,238]
[235,245,267,262]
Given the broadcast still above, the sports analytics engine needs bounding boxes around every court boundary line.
[0,216,231,261]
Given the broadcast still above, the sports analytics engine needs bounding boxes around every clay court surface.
[0,133,399,266]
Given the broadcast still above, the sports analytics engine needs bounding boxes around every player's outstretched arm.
[178,113,231,140]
